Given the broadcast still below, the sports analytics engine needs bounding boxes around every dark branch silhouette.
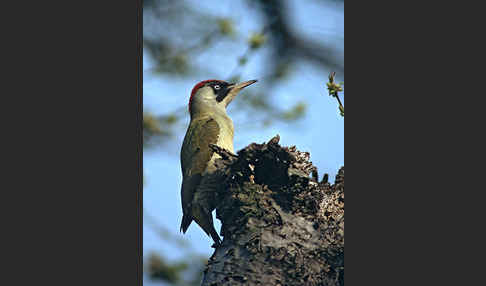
[201,135,344,286]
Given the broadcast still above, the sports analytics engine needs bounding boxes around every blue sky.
[143,0,343,284]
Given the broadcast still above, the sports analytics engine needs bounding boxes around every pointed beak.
[229,79,258,92]
[221,80,258,107]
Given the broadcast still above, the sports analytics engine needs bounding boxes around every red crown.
[188,79,225,113]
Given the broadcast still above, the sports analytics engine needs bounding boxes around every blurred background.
[143,0,344,285]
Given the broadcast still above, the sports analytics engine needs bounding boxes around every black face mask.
[209,81,232,103]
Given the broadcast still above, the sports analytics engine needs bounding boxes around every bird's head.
[188,79,257,117]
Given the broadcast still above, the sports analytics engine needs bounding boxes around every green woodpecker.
[180,79,257,245]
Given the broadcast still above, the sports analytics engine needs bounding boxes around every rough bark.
[201,135,344,286]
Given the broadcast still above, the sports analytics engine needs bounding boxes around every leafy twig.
[327,72,344,117]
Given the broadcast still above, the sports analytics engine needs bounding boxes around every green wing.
[181,117,220,177]
[180,117,220,232]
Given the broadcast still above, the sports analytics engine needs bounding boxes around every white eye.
[214,85,221,90]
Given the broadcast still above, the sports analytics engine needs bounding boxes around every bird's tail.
[180,214,193,234]
[192,204,222,246]
[208,225,222,246]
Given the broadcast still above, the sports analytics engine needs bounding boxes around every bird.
[180,79,257,246]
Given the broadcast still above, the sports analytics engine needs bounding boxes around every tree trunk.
[201,135,344,286]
